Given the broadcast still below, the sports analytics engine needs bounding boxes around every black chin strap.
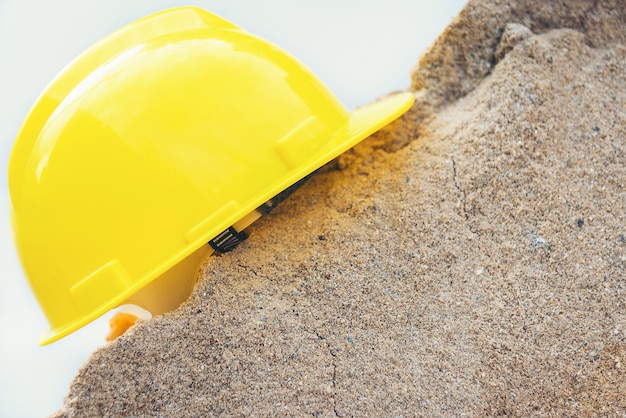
[208,170,318,253]
[256,171,317,215]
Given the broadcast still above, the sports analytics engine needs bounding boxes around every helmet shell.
[9,7,414,344]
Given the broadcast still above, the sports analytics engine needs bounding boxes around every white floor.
[0,1,466,416]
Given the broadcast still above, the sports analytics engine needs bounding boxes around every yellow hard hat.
[8,6,414,345]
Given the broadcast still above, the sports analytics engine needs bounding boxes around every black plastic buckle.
[209,226,248,253]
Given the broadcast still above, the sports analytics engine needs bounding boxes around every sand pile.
[55,0,625,416]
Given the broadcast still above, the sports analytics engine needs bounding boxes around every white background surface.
[0,1,466,416]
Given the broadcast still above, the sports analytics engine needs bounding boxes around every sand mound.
[55,0,626,416]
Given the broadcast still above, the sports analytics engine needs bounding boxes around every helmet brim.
[326,91,415,160]
[268,91,415,204]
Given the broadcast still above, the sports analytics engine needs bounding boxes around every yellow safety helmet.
[8,6,414,345]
